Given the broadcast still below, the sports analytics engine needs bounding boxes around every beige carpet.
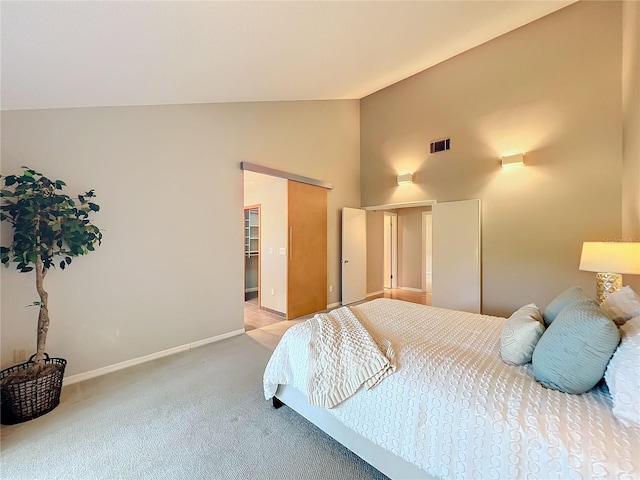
[1,331,387,480]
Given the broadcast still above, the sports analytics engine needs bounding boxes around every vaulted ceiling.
[1,1,576,110]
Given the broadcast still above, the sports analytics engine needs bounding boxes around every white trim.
[366,290,384,297]
[422,211,433,293]
[363,200,436,211]
[326,302,341,309]
[63,329,245,386]
[383,212,398,290]
[399,286,423,292]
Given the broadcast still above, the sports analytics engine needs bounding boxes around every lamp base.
[595,272,622,304]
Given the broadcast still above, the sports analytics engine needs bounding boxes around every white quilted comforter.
[263,298,640,479]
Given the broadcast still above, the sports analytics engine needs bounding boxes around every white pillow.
[500,303,545,365]
[605,316,640,428]
[601,286,640,326]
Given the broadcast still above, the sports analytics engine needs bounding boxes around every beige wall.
[622,0,640,293]
[361,1,624,316]
[1,100,360,375]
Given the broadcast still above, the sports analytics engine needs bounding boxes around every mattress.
[264,298,640,479]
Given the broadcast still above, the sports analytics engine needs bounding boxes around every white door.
[432,199,481,313]
[342,207,367,305]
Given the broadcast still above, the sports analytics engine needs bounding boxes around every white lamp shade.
[579,242,640,274]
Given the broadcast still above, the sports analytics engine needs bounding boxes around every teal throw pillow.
[542,286,594,326]
[532,301,620,394]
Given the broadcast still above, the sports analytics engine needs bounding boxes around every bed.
[263,297,640,480]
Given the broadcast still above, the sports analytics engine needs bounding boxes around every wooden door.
[287,180,327,319]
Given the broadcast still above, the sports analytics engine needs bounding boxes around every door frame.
[422,211,432,293]
[383,212,398,290]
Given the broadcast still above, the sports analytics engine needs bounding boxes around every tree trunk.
[34,255,49,366]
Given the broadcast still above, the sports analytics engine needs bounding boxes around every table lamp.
[579,242,640,303]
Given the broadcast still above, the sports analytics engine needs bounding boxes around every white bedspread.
[263,298,640,479]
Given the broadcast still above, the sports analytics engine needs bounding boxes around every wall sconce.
[579,242,640,303]
[397,173,413,185]
[500,153,525,167]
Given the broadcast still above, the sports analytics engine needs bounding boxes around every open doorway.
[365,205,432,306]
[242,163,331,328]
[243,171,287,331]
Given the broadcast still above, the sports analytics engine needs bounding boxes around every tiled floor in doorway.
[244,296,285,332]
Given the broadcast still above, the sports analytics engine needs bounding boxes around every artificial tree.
[1,166,102,375]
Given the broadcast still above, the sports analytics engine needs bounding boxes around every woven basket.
[1,354,66,425]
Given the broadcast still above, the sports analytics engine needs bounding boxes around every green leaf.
[4,175,17,186]
[88,203,100,212]
[59,260,66,270]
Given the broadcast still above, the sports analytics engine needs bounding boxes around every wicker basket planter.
[1,354,66,425]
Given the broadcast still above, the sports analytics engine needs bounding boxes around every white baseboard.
[367,290,384,297]
[63,329,245,386]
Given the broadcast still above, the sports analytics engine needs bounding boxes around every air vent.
[430,138,451,154]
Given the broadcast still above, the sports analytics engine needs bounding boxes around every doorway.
[243,171,287,331]
[242,165,330,329]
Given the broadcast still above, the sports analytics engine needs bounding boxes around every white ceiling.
[1,1,576,111]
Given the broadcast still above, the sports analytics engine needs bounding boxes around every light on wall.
[500,153,525,167]
[579,242,640,303]
[397,173,413,185]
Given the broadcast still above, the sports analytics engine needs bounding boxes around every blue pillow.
[542,286,594,326]
[532,302,620,394]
